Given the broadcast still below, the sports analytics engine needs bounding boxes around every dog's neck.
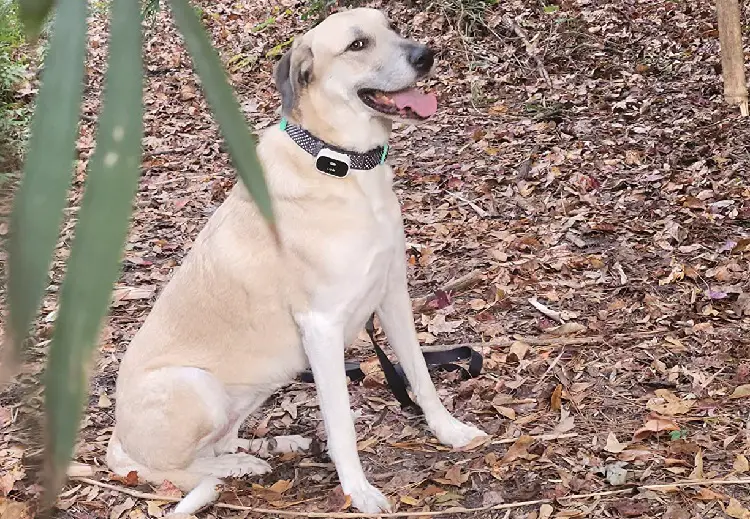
[290,97,392,153]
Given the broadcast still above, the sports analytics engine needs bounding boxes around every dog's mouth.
[358,87,438,119]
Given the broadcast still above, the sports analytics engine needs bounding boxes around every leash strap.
[280,118,388,170]
[298,314,483,413]
[365,314,422,414]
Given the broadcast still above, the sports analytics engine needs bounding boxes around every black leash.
[299,314,483,413]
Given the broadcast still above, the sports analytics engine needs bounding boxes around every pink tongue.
[390,88,438,118]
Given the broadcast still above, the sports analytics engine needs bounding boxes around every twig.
[532,347,566,392]
[71,476,750,517]
[445,191,490,218]
[490,432,577,445]
[528,297,564,323]
[70,478,180,503]
[501,15,552,88]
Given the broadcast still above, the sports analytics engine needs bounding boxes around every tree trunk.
[716,0,748,116]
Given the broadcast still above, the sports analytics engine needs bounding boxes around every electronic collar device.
[280,118,388,178]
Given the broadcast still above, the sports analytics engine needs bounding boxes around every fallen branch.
[423,328,670,352]
[71,476,750,518]
[490,432,577,445]
[501,15,552,88]
[412,269,485,312]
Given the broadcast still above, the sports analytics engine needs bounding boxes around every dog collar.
[280,118,388,178]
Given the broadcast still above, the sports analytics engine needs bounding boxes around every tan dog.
[107,8,486,514]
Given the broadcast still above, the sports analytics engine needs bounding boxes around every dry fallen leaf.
[545,322,587,336]
[428,314,463,334]
[633,416,680,441]
[688,449,704,480]
[0,499,30,519]
[730,384,750,399]
[508,341,529,362]
[268,479,293,494]
[440,465,470,487]
[539,503,554,519]
[110,498,136,519]
[501,435,534,464]
[646,389,693,416]
[604,432,627,454]
[550,384,563,412]
[612,498,650,517]
[554,406,576,434]
[328,486,353,512]
[727,498,750,519]
[734,454,749,474]
[494,405,516,420]
[694,487,728,502]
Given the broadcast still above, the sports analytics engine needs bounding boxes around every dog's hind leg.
[109,367,273,513]
[377,256,487,448]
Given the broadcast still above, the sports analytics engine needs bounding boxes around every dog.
[106,7,486,514]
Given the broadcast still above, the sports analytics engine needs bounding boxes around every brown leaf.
[632,416,679,441]
[682,196,706,210]
[507,341,529,363]
[730,384,750,399]
[734,454,749,474]
[0,499,30,519]
[0,466,25,496]
[646,389,693,416]
[268,479,293,494]
[612,499,651,517]
[727,498,750,519]
[550,384,562,412]
[545,322,587,336]
[399,495,421,506]
[146,501,166,518]
[501,435,534,464]
[694,487,728,501]
[327,486,352,512]
[110,470,140,487]
[436,465,469,487]
[110,498,136,519]
[155,480,182,498]
[493,405,516,420]
[539,503,554,519]
[688,449,704,480]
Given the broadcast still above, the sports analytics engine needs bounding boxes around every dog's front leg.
[377,262,487,448]
[296,312,391,514]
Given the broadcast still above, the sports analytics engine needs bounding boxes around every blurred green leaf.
[4,0,87,383]
[169,0,275,232]
[44,0,143,501]
[16,0,55,40]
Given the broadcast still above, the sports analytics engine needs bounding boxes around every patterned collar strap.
[280,118,388,178]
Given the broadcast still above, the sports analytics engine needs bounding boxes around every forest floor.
[2,0,750,518]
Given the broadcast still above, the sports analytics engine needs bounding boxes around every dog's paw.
[432,416,488,449]
[343,480,391,513]
[192,453,272,478]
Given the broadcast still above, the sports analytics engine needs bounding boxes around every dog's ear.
[274,44,314,114]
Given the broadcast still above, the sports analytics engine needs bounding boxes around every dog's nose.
[408,45,435,74]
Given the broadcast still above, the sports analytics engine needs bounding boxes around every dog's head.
[274,8,438,127]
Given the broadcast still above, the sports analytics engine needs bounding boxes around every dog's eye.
[347,38,369,52]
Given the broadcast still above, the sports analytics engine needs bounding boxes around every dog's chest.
[309,171,402,338]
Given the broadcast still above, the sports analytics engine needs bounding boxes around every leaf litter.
[1,0,750,517]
